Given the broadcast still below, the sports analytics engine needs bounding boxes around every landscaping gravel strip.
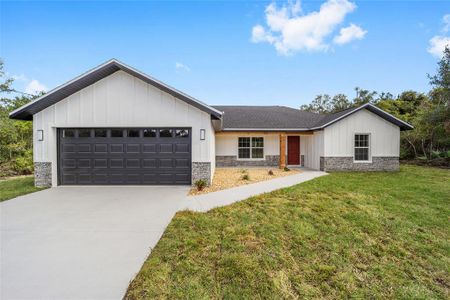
[181,169,328,212]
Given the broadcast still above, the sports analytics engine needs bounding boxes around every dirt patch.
[189,167,300,195]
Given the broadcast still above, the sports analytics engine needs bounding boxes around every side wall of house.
[33,70,215,187]
[215,133,280,167]
[300,131,324,170]
[321,109,400,171]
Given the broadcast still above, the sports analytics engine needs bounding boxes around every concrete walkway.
[181,169,328,212]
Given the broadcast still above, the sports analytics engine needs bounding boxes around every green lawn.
[126,165,450,299]
[0,176,46,202]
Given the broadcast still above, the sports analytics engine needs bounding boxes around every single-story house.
[10,59,413,187]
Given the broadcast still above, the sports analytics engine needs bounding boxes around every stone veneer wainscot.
[320,157,399,172]
[216,155,279,167]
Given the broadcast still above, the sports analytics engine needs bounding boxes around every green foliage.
[12,149,33,174]
[194,179,208,191]
[0,59,36,175]
[353,87,378,105]
[283,166,290,171]
[241,173,250,180]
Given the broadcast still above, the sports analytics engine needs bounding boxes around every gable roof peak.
[10,59,222,120]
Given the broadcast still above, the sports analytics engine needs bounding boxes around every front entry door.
[287,136,300,165]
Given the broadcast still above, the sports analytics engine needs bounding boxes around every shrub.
[284,166,290,172]
[241,174,250,181]
[194,179,208,191]
[268,169,274,175]
[12,150,33,175]
[240,169,248,174]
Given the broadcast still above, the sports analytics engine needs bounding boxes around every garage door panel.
[142,174,158,184]
[78,144,91,153]
[159,173,174,184]
[94,144,108,153]
[62,174,76,184]
[143,159,157,168]
[78,174,92,184]
[143,144,156,153]
[175,144,190,153]
[175,173,190,183]
[59,128,191,185]
[63,144,76,153]
[159,144,173,153]
[110,144,124,153]
[78,159,91,168]
[175,158,190,168]
[62,159,76,169]
[93,174,108,184]
[126,144,140,153]
[159,159,173,168]
[126,159,140,168]
[94,159,108,168]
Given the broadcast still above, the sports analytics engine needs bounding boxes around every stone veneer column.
[34,162,52,187]
[192,162,211,185]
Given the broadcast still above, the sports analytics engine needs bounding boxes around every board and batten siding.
[215,134,280,157]
[33,70,215,186]
[323,109,400,157]
[300,131,324,170]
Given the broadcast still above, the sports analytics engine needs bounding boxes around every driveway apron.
[0,186,188,300]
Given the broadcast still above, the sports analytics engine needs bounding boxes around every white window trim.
[237,136,265,160]
[353,133,372,163]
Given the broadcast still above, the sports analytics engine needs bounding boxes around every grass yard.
[126,165,450,299]
[0,176,46,202]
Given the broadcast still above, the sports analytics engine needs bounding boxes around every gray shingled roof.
[213,104,413,131]
[212,106,324,130]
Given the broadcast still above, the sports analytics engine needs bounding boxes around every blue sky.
[1,0,449,107]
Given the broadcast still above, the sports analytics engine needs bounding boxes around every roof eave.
[311,103,414,131]
[9,59,223,120]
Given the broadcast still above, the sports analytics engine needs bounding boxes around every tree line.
[300,47,450,164]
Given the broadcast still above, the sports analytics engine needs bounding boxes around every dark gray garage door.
[58,128,191,185]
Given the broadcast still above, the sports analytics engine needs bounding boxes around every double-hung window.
[354,134,370,161]
[238,137,264,159]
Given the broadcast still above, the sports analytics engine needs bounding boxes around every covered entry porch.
[215,131,322,170]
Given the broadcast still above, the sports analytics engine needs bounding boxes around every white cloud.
[333,23,367,44]
[442,14,450,32]
[25,79,47,94]
[428,14,450,58]
[175,62,190,72]
[12,73,28,81]
[251,0,365,55]
[428,35,450,58]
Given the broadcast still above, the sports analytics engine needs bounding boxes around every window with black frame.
[354,134,370,161]
[238,137,264,159]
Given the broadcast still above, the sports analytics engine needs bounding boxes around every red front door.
[287,136,300,165]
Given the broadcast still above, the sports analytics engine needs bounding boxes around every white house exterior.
[10,59,413,187]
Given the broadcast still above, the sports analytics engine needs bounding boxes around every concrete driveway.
[0,186,189,300]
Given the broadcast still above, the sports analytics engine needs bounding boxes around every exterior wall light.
[37,129,44,141]
[200,129,205,140]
